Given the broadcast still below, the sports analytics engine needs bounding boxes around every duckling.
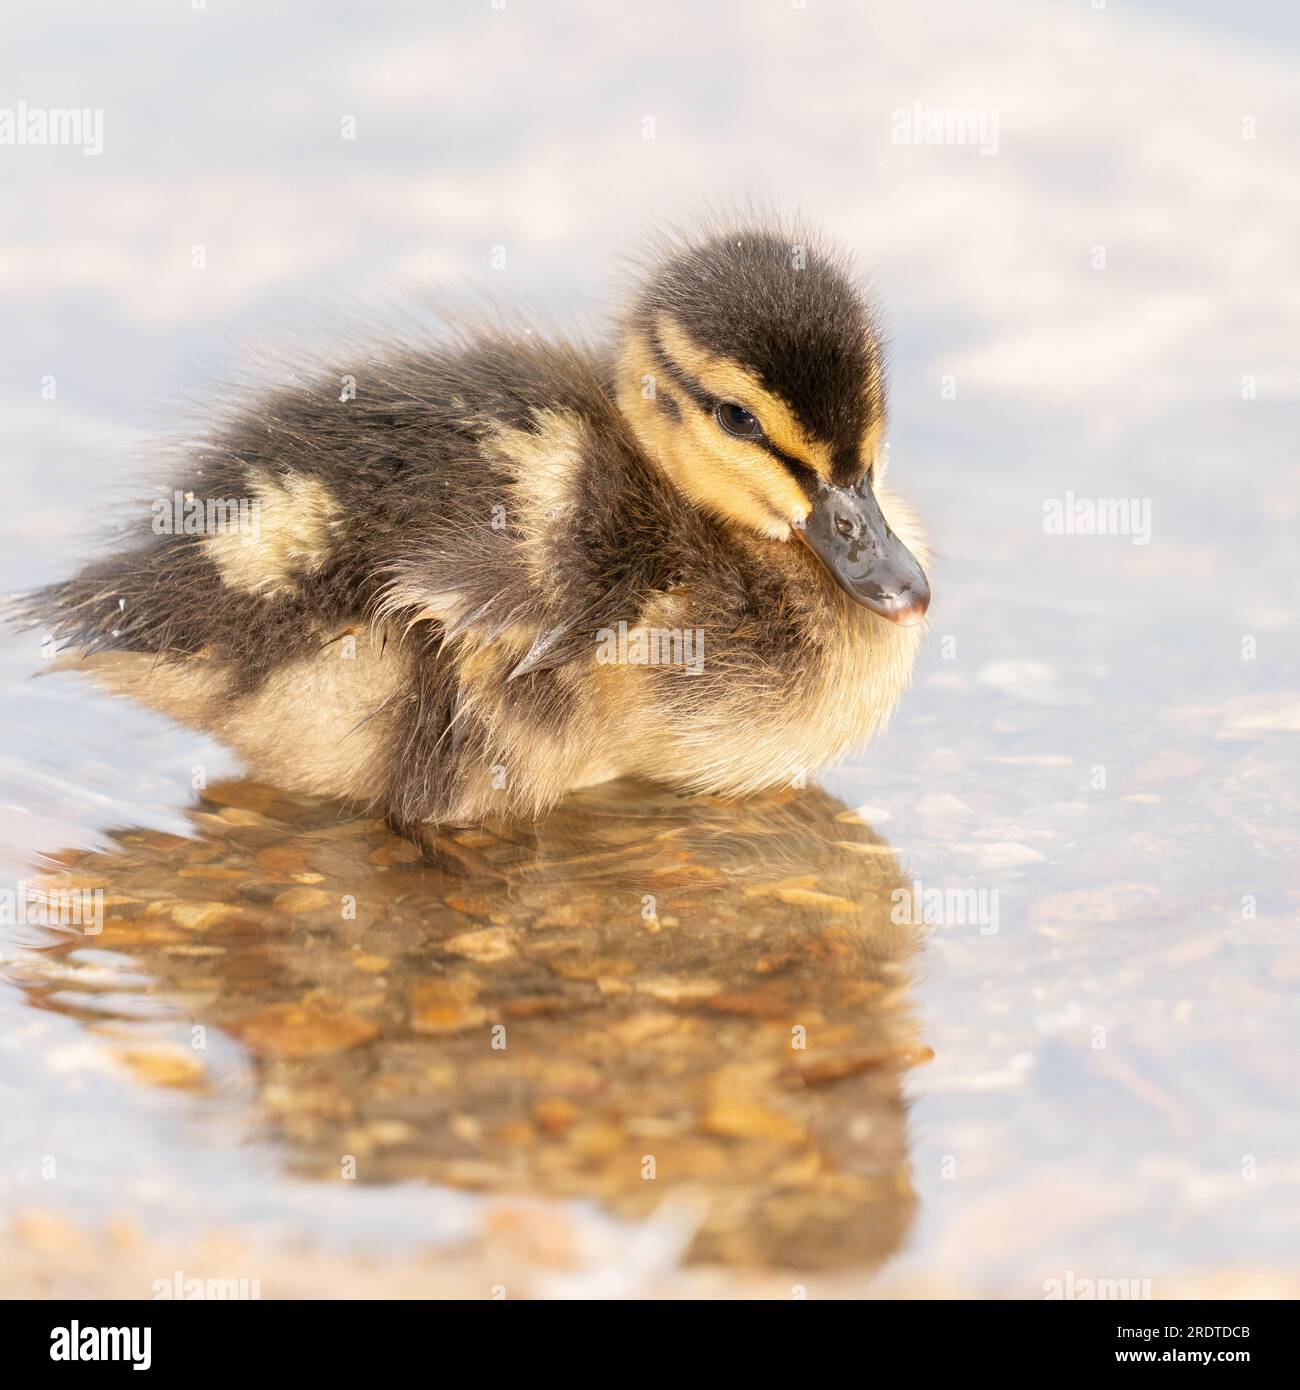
[20,218,931,834]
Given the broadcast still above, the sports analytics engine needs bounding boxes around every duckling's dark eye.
[715,402,763,441]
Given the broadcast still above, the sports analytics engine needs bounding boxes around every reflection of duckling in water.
[18,779,929,1272]
[21,217,929,832]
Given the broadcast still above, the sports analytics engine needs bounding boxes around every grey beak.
[796,479,930,625]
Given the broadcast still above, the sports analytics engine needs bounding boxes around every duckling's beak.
[797,480,930,625]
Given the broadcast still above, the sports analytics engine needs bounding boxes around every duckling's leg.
[378,625,470,835]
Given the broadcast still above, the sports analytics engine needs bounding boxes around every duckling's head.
[616,227,929,625]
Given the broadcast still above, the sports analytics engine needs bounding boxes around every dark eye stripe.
[762,444,819,495]
[649,331,820,497]
[649,333,714,412]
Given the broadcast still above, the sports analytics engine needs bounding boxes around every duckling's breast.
[612,547,925,797]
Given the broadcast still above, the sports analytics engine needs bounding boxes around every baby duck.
[24,219,931,833]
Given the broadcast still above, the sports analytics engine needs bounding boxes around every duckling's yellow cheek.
[616,329,808,537]
[671,410,808,537]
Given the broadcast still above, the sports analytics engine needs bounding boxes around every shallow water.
[4,777,924,1276]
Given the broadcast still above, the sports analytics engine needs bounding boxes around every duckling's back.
[18,333,700,825]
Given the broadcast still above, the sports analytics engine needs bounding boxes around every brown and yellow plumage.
[19,217,931,833]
